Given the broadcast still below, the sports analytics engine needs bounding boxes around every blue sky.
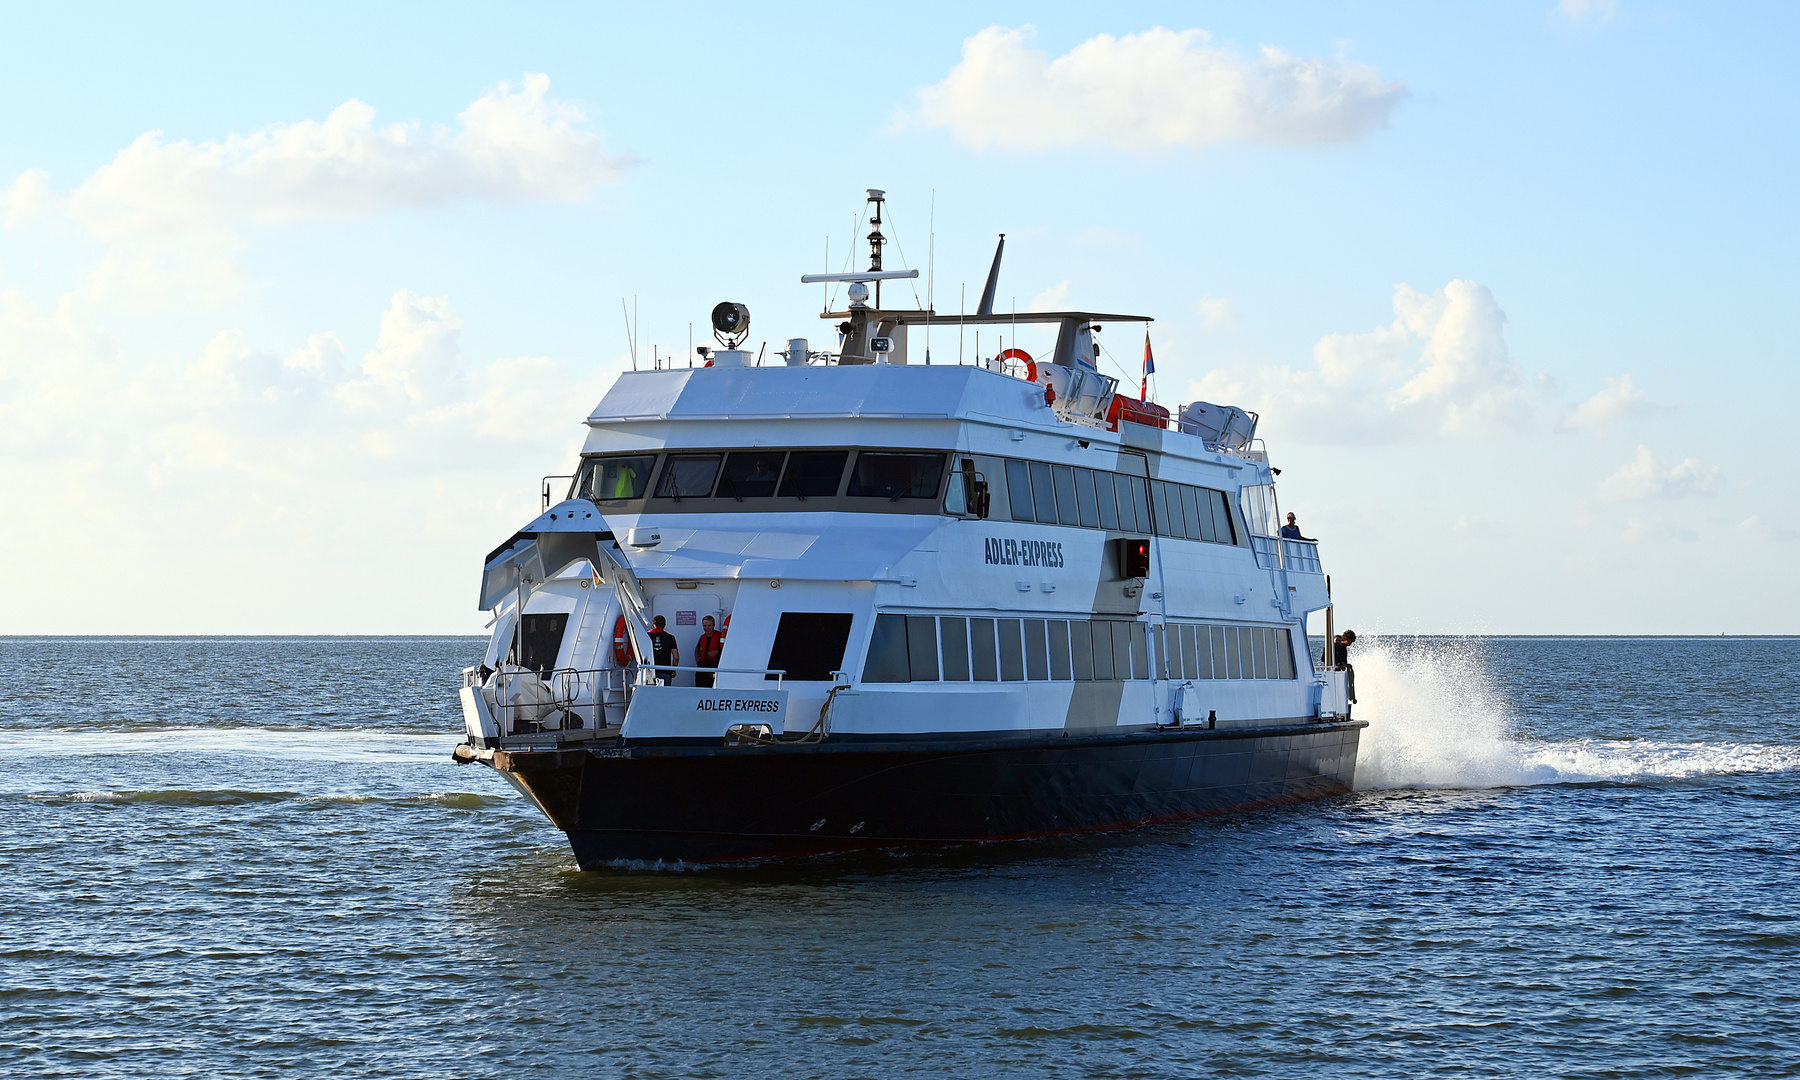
[2,1,1794,633]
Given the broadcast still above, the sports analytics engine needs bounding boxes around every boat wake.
[6,727,460,764]
[1352,638,1800,790]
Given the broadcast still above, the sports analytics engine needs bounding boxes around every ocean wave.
[1352,639,1800,790]
[4,728,460,764]
[19,788,512,809]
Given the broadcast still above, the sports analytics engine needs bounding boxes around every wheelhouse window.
[654,454,723,499]
[715,451,785,499]
[944,457,978,516]
[778,451,848,498]
[572,454,656,502]
[848,452,945,499]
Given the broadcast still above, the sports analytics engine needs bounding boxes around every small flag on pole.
[1141,331,1155,402]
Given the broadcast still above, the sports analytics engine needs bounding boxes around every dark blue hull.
[490,720,1365,866]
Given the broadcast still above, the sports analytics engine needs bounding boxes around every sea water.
[3,636,1797,1078]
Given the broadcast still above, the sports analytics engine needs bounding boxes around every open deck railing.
[469,663,790,738]
[1250,535,1322,573]
[632,664,786,688]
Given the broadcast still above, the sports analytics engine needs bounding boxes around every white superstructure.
[459,194,1348,754]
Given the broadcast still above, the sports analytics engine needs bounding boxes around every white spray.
[1351,637,1800,791]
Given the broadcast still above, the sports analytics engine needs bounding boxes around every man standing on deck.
[694,615,725,688]
[649,615,679,685]
[1334,630,1358,713]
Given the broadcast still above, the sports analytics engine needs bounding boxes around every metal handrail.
[541,474,575,510]
[482,664,619,736]
[633,664,786,688]
[1249,533,1321,573]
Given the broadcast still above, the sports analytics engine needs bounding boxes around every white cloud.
[4,73,625,241]
[904,25,1407,152]
[1559,373,1659,431]
[0,286,609,629]
[1560,0,1618,26]
[1738,516,1800,543]
[1028,280,1071,311]
[1195,295,1239,329]
[1599,445,1722,501]
[1192,279,1530,444]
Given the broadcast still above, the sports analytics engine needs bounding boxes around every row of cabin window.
[571,450,945,504]
[865,614,1296,685]
[1157,623,1298,682]
[1001,460,1240,545]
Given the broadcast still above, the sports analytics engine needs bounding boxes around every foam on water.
[7,727,459,763]
[1353,637,1800,789]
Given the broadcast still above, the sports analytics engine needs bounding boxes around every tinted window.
[1210,489,1237,544]
[1093,471,1120,530]
[1053,467,1081,526]
[1048,620,1072,680]
[940,617,971,681]
[716,451,785,499]
[1183,486,1212,541]
[574,455,656,502]
[862,614,910,683]
[1070,620,1094,680]
[1121,476,1150,533]
[1029,461,1057,523]
[970,618,999,681]
[848,452,944,499]
[1116,477,1138,531]
[767,611,856,682]
[1005,459,1035,521]
[655,454,722,498]
[1168,485,1192,539]
[1209,626,1226,679]
[1024,619,1049,680]
[998,618,1025,681]
[907,616,940,681]
[1276,630,1296,679]
[777,451,847,498]
[1091,622,1115,680]
[1152,482,1174,537]
[1075,469,1101,528]
[1113,623,1135,680]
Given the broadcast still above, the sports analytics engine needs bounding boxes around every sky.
[2,1,1795,635]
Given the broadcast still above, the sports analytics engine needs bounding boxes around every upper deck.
[580,363,1271,489]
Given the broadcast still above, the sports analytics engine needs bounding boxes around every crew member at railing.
[649,615,680,685]
[1280,512,1315,541]
[694,616,725,688]
[1322,630,1358,717]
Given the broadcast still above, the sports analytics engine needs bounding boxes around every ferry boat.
[451,190,1361,865]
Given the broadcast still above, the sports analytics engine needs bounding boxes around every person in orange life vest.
[648,615,679,685]
[694,615,725,688]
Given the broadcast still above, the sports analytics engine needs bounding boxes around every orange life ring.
[612,613,634,666]
[1001,348,1034,375]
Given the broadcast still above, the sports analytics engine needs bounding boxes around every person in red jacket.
[694,615,726,688]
